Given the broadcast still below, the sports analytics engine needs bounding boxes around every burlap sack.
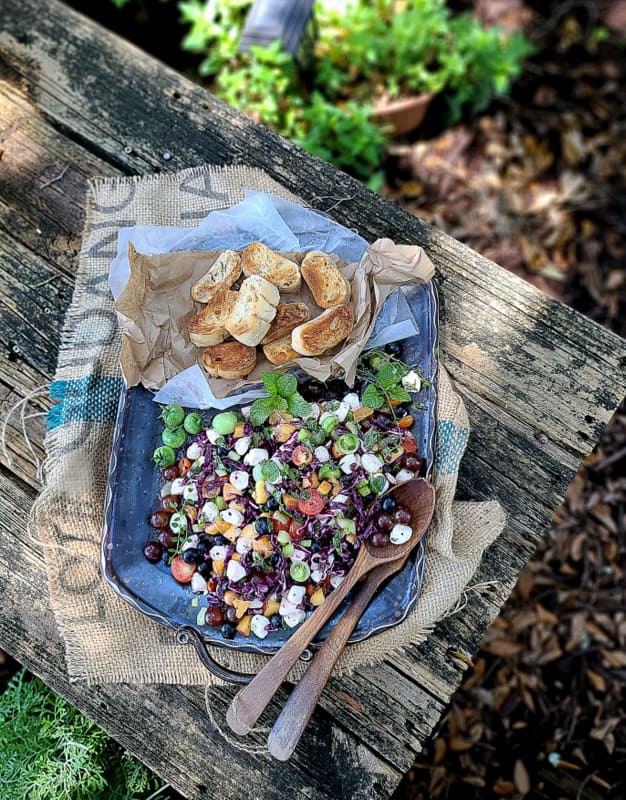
[28,165,505,686]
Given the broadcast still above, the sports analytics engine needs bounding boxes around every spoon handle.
[226,546,370,736]
[267,555,409,760]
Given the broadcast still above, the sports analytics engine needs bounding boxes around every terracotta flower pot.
[373,92,434,136]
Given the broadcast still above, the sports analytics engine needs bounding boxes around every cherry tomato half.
[298,491,325,516]
[292,445,313,467]
[402,433,418,452]
[170,554,196,584]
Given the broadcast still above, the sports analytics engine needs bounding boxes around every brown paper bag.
[115,238,434,398]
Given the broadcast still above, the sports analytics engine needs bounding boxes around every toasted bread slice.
[202,342,257,379]
[191,250,242,304]
[301,251,351,308]
[188,291,237,347]
[291,304,354,357]
[263,335,300,365]
[225,275,280,347]
[242,242,301,292]
[260,303,311,346]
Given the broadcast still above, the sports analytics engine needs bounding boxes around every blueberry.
[270,614,283,629]
[384,342,402,356]
[381,496,397,513]
[221,623,236,640]
[255,517,271,535]
[213,534,228,546]
[268,553,280,567]
[301,379,324,400]
[197,561,213,579]
[216,446,228,456]
[198,540,212,558]
[182,548,201,564]
[395,405,409,418]
[264,496,279,512]
[310,542,321,554]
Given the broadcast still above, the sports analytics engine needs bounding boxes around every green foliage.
[109,0,533,181]
[316,0,535,122]
[0,670,168,800]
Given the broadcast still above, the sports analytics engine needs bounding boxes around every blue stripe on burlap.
[435,419,470,475]
[47,376,124,430]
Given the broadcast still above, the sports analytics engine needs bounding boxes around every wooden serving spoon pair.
[226,478,436,759]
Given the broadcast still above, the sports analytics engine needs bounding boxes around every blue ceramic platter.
[101,283,438,661]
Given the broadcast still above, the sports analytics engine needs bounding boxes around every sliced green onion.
[282,543,295,558]
[290,561,311,582]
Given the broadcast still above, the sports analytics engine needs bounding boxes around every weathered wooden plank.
[0,0,624,795]
[0,77,117,277]
[0,227,73,375]
[0,468,400,800]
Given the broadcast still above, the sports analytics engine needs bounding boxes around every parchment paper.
[112,192,434,404]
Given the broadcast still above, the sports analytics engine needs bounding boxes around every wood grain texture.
[0,0,624,797]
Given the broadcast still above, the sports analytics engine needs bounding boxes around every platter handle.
[176,626,256,685]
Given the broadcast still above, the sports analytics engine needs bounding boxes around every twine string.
[442,580,503,619]
[1,385,50,483]
[204,685,270,756]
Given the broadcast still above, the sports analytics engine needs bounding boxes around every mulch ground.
[3,1,625,797]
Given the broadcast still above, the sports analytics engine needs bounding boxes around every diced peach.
[213,559,225,576]
[233,597,251,618]
[234,422,246,438]
[274,423,296,443]
[302,477,311,489]
[282,493,299,509]
[231,552,241,562]
[222,527,239,543]
[310,588,325,606]
[252,536,272,556]
[346,533,357,545]
[331,482,342,496]
[353,406,374,422]
[310,472,320,488]
[229,500,246,513]
[263,599,280,617]
[223,484,243,502]
[318,480,332,496]
[236,614,252,636]
[253,480,267,505]
[184,504,199,523]
[214,517,232,534]
[223,590,238,606]
[241,523,255,538]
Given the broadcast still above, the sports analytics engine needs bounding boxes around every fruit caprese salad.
[143,346,428,641]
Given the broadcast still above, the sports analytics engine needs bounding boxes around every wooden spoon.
[267,549,414,760]
[225,478,435,736]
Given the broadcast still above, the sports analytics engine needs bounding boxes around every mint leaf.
[362,384,384,409]
[288,393,312,418]
[332,530,342,555]
[387,385,411,403]
[277,373,298,398]
[363,429,380,450]
[261,460,281,482]
[377,363,400,389]
[250,397,276,427]
[261,372,281,395]
[275,396,289,412]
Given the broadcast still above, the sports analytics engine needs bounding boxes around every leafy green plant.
[108,0,533,180]
[250,372,311,426]
[0,670,169,800]
[316,0,534,122]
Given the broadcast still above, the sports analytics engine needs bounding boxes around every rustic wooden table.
[1,1,625,798]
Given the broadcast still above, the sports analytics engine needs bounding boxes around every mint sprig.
[250,371,312,427]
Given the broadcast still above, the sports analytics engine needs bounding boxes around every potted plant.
[314,0,533,135]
